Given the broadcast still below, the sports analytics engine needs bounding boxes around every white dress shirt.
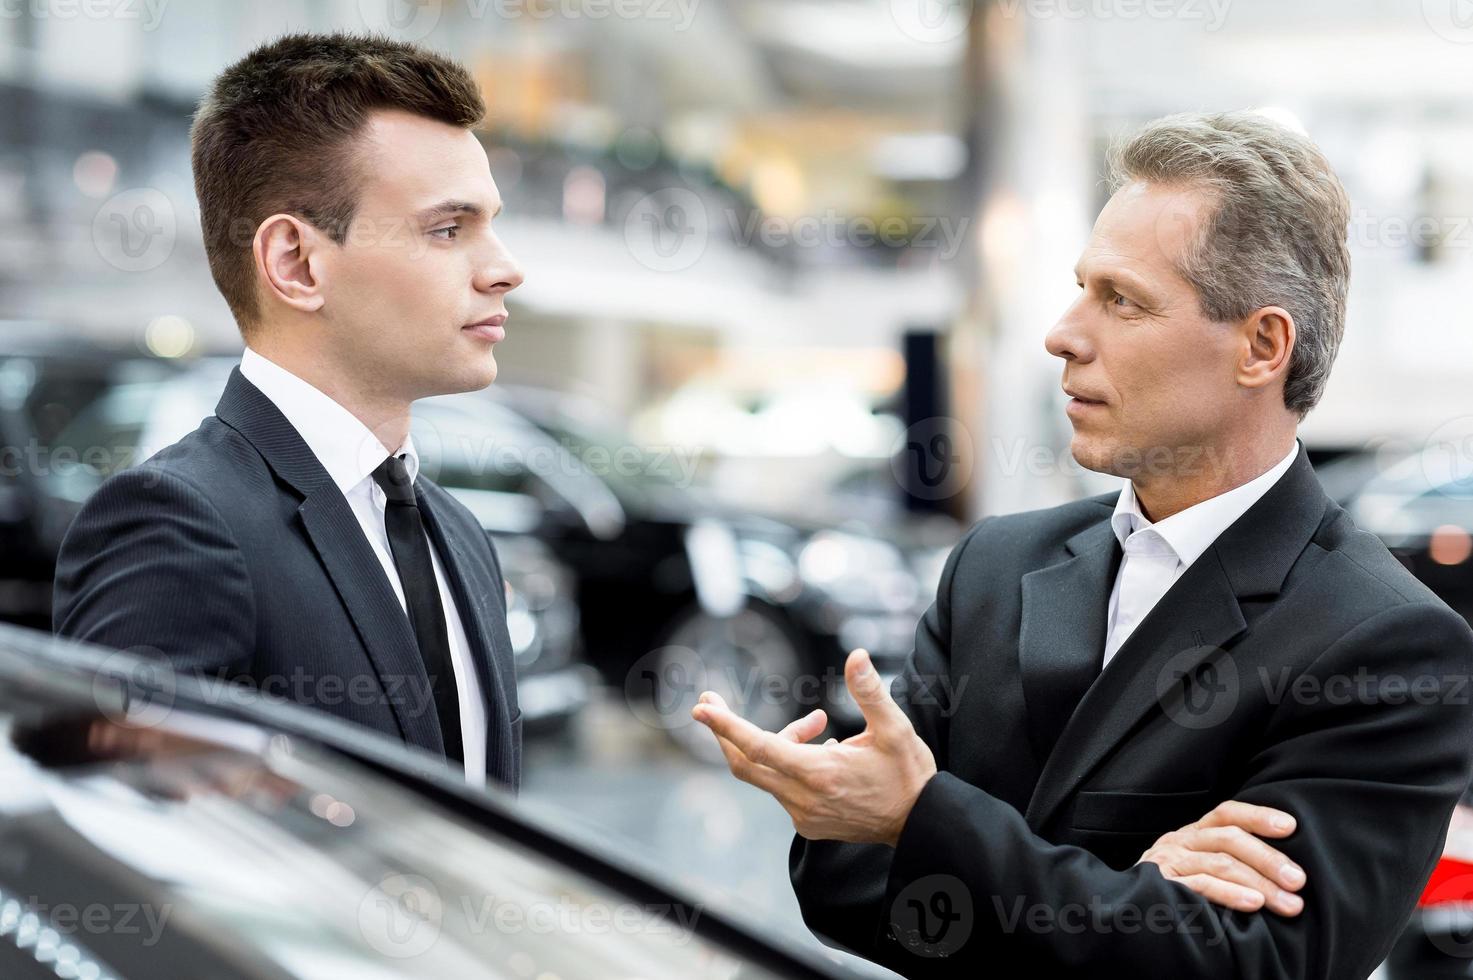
[1102,441,1300,668]
[239,347,487,785]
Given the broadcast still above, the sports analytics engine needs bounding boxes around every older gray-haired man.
[694,111,1473,979]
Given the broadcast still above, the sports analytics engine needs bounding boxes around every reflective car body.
[0,621,867,979]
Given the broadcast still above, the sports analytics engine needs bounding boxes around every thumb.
[845,649,907,737]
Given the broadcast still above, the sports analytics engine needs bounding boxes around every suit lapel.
[213,368,444,755]
[1017,518,1120,766]
[415,482,517,780]
[1023,444,1329,830]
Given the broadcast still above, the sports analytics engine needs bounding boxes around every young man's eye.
[430,224,460,240]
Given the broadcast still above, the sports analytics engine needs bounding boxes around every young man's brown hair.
[190,32,485,333]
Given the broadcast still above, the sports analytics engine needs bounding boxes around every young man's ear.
[254,214,326,314]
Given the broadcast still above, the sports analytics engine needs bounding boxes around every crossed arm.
[694,595,1473,977]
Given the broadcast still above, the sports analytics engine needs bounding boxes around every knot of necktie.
[371,454,417,505]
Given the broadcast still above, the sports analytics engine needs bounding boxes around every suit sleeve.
[877,600,1473,979]
[53,465,255,675]
[788,519,989,958]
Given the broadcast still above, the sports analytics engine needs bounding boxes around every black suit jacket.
[791,443,1473,978]
[53,368,521,789]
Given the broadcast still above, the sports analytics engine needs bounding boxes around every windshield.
[0,638,817,980]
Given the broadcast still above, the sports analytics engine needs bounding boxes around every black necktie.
[371,454,463,764]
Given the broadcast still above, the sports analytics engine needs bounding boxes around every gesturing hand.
[1138,801,1306,916]
[691,649,937,847]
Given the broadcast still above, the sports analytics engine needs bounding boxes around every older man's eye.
[1112,292,1137,308]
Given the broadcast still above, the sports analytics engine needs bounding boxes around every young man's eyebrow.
[415,200,503,222]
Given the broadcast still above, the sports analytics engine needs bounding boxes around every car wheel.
[653,602,810,765]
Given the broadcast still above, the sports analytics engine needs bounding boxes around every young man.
[54,33,526,789]
[695,112,1473,978]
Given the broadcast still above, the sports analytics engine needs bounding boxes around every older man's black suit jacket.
[52,368,522,789]
[791,443,1473,978]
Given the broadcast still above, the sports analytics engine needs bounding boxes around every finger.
[1190,825,1306,893]
[1170,873,1273,914]
[1199,800,1297,838]
[1160,846,1304,915]
[844,650,910,737]
[692,695,808,773]
[701,716,809,800]
[779,708,829,744]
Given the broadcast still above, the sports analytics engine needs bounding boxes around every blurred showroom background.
[2,0,1473,974]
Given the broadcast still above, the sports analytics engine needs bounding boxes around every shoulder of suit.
[117,415,271,503]
[940,491,1118,576]
[1312,503,1453,612]
[961,490,1118,546]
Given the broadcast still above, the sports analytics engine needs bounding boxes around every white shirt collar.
[238,347,418,495]
[1110,440,1300,568]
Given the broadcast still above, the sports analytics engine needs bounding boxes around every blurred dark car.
[1316,448,1473,978]
[0,330,590,733]
[458,383,957,760]
[71,354,953,762]
[1314,448,1473,625]
[0,327,182,630]
[0,620,870,980]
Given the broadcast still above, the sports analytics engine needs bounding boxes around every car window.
[3,705,800,980]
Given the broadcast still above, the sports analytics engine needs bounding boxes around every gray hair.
[1106,111,1351,419]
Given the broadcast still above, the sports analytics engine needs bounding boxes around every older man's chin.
[1065,431,1124,478]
